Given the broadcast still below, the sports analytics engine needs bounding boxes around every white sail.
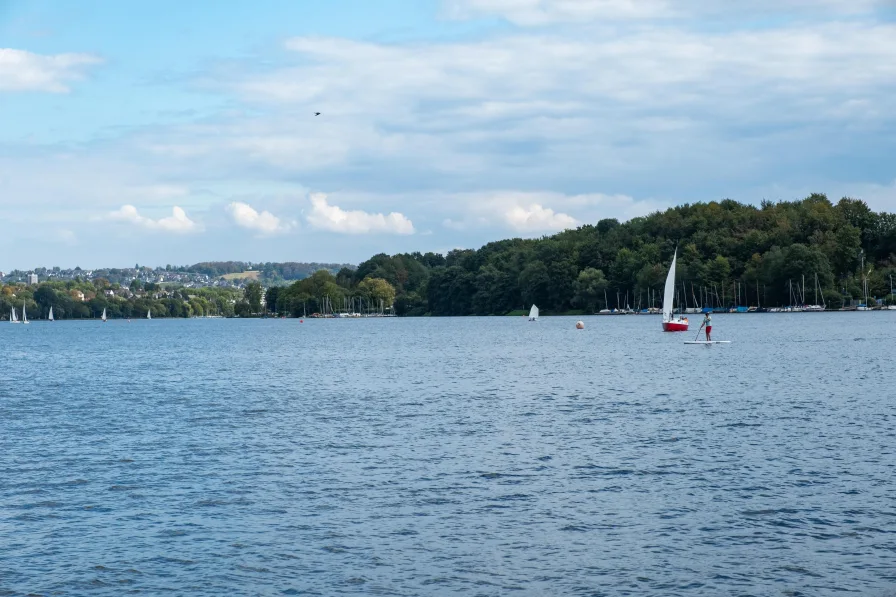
[147,309,151,320]
[528,304,539,321]
[22,304,29,324]
[662,248,677,322]
[49,307,54,321]
[101,308,107,322]
[10,307,18,323]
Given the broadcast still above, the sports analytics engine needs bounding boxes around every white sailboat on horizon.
[10,306,19,324]
[101,308,107,322]
[528,304,539,321]
[147,309,152,320]
[22,304,29,325]
[49,307,54,322]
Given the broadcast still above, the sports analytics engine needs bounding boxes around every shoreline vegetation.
[3,195,896,320]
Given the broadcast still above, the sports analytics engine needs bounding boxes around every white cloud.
[226,201,294,235]
[440,191,661,233]
[108,205,199,233]
[442,0,672,24]
[442,0,887,24]
[504,203,579,231]
[0,48,102,93]
[307,193,415,235]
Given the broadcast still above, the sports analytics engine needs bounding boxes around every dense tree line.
[325,195,896,316]
[264,271,397,317]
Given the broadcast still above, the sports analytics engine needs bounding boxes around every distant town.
[0,261,362,320]
[0,261,352,290]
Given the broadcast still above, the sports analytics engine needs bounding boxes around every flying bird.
[315,112,321,116]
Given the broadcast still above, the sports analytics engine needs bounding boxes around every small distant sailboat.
[528,304,539,321]
[48,307,54,322]
[662,248,689,332]
[10,307,19,324]
[22,304,29,325]
[147,309,152,320]
[101,308,107,323]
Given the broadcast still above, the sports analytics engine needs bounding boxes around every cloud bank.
[2,1,895,267]
[0,48,102,93]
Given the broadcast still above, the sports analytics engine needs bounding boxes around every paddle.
[694,322,705,342]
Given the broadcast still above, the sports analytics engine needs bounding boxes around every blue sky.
[1,0,895,269]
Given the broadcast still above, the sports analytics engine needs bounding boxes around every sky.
[1,0,896,269]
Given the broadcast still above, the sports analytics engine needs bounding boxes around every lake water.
[2,314,895,596]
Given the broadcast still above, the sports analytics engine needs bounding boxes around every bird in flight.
[314,112,321,116]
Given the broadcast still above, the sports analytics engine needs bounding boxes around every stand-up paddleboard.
[684,340,731,344]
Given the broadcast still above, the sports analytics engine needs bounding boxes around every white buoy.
[576,320,585,329]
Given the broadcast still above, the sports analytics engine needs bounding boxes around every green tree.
[573,267,608,312]
[235,300,251,317]
[394,292,427,316]
[705,255,731,286]
[245,281,263,314]
[519,261,551,308]
[357,277,396,311]
[265,286,282,315]
[831,225,861,275]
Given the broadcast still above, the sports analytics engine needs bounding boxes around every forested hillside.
[324,195,895,316]
[185,261,350,282]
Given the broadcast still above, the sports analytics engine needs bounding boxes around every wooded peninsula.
[3,195,895,319]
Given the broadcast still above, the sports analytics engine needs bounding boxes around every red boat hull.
[662,320,689,332]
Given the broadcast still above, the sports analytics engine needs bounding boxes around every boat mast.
[861,251,866,306]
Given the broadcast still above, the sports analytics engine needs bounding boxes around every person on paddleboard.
[703,313,712,341]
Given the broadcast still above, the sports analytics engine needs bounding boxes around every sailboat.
[804,273,825,311]
[889,274,896,310]
[662,248,689,332]
[101,308,107,322]
[857,252,871,311]
[528,304,539,321]
[49,307,54,322]
[10,306,19,324]
[147,309,152,320]
[22,304,29,324]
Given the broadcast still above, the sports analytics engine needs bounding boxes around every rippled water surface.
[2,314,895,596]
